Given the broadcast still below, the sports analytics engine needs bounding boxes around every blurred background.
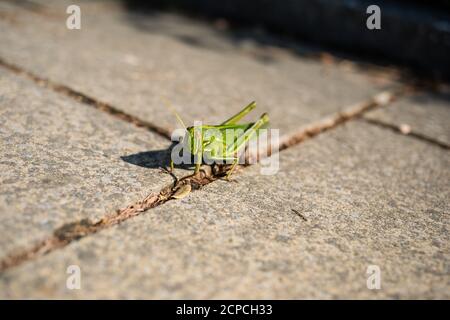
[124,0,450,81]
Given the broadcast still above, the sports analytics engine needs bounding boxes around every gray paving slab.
[364,91,450,146]
[0,69,183,255]
[0,0,396,138]
[2,121,448,299]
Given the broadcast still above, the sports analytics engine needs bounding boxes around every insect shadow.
[120,142,196,182]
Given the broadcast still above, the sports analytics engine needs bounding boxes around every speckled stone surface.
[0,69,182,255]
[0,0,396,137]
[364,91,450,146]
[2,121,448,299]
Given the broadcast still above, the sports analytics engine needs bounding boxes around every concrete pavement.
[0,0,448,299]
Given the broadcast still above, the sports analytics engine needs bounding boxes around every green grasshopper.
[168,101,269,179]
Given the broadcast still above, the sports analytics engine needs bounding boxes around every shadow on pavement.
[120,142,195,171]
[120,0,450,85]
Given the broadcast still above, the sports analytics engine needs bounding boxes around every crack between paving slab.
[0,84,412,272]
[0,165,229,272]
[0,58,172,140]
[278,87,412,151]
[0,52,416,271]
[361,118,450,150]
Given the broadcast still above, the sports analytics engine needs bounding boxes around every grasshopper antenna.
[161,96,188,132]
